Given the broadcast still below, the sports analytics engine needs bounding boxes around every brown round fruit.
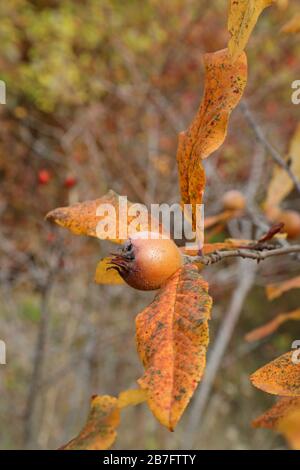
[277,210,300,239]
[222,190,246,211]
[109,232,183,291]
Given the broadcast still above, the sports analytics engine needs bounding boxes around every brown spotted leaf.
[245,308,300,342]
[265,275,300,300]
[62,395,120,450]
[253,397,300,450]
[46,189,167,244]
[62,389,147,450]
[251,352,300,396]
[176,49,247,227]
[228,0,275,61]
[253,396,300,429]
[136,264,212,430]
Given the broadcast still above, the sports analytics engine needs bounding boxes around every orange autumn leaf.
[136,264,212,431]
[264,123,300,210]
[265,275,300,300]
[245,308,300,342]
[253,397,300,450]
[276,0,288,10]
[46,189,167,244]
[176,48,247,226]
[253,397,300,429]
[176,131,196,206]
[228,0,275,61]
[62,395,120,450]
[62,389,147,450]
[251,351,300,396]
[94,257,125,285]
[280,13,300,34]
[277,407,300,450]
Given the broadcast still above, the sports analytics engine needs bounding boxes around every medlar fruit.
[277,210,300,239]
[109,232,183,291]
[222,190,246,211]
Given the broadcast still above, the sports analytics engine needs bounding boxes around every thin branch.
[184,244,300,266]
[23,248,63,448]
[240,101,300,194]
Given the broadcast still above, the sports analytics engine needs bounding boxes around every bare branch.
[240,101,300,194]
[23,247,63,448]
[184,244,300,266]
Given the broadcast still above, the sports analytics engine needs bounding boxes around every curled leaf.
[228,0,275,61]
[177,48,247,227]
[257,223,284,243]
[61,395,120,450]
[251,352,300,396]
[61,389,147,450]
[136,264,212,430]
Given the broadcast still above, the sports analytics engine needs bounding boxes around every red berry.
[64,176,77,189]
[38,169,51,185]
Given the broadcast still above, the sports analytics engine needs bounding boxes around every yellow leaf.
[61,389,147,450]
[265,275,300,300]
[264,124,300,210]
[253,397,300,429]
[94,258,125,285]
[281,13,300,34]
[253,397,300,449]
[46,189,167,244]
[136,264,212,430]
[228,0,275,61]
[277,407,300,449]
[251,351,300,396]
[276,0,289,10]
[118,388,147,408]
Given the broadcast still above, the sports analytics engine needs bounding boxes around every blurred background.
[0,0,300,450]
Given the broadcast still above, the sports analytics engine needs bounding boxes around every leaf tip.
[45,207,65,225]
